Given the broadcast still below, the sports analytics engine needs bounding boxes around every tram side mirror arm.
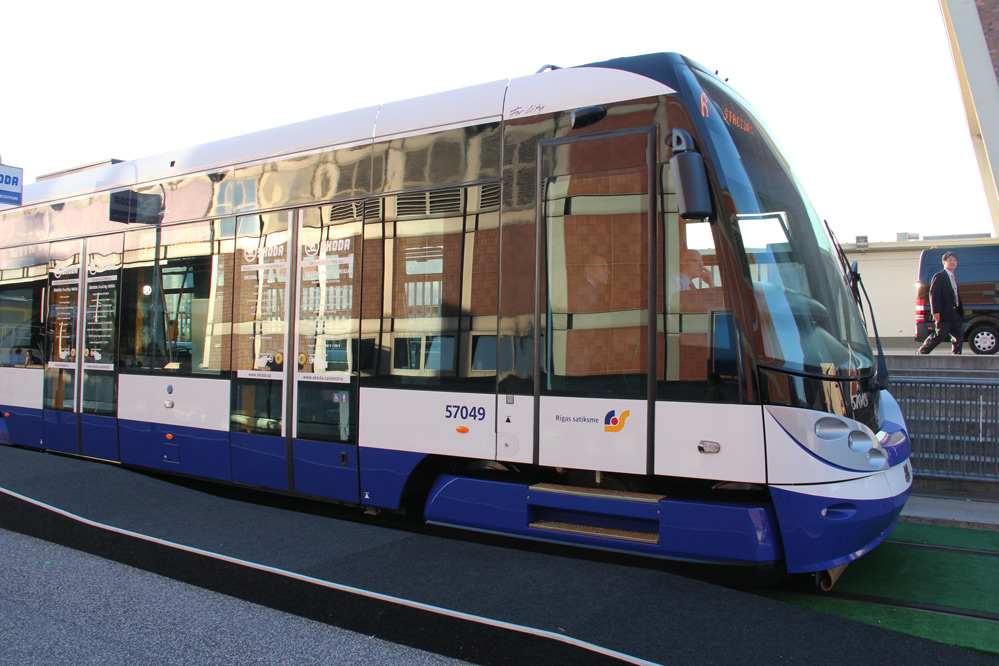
[669,129,714,220]
[849,261,862,303]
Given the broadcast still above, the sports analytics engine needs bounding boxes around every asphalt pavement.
[0,527,470,666]
[2,444,997,666]
[3,490,993,666]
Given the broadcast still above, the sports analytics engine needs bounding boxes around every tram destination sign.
[0,163,23,206]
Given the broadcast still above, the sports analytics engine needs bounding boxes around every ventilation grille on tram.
[329,199,382,223]
[480,183,500,212]
[397,187,464,217]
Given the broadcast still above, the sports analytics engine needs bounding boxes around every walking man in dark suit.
[917,251,964,354]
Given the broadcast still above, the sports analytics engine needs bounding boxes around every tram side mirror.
[669,129,714,220]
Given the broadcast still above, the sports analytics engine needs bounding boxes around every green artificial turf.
[888,521,999,553]
[835,541,998,615]
[756,523,999,657]
[761,590,999,657]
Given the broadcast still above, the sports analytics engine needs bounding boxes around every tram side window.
[389,228,460,384]
[119,221,232,375]
[0,246,47,368]
[658,210,738,402]
[544,166,650,399]
[379,184,498,390]
[0,282,45,367]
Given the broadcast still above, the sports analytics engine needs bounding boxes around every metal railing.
[889,377,999,482]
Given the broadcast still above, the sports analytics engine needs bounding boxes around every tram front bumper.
[770,459,913,574]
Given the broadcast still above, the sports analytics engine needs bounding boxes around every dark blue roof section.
[578,52,694,91]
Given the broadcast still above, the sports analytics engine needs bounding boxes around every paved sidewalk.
[901,493,999,531]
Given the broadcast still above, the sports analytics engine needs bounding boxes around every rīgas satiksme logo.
[604,410,630,432]
[554,409,630,432]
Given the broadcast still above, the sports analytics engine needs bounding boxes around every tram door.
[41,235,125,459]
[229,212,293,491]
[79,234,124,460]
[42,239,84,454]
[289,206,361,502]
[537,129,656,476]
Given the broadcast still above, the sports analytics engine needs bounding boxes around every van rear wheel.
[969,324,999,354]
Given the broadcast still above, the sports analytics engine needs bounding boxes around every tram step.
[528,482,666,503]
[529,519,659,544]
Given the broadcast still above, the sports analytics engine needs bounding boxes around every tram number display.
[444,405,487,421]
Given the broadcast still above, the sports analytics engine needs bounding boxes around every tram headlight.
[815,417,851,439]
[848,430,875,454]
[867,448,888,470]
[768,406,890,473]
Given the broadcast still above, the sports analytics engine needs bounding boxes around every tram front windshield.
[694,72,873,378]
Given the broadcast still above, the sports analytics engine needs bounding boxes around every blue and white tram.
[0,53,910,582]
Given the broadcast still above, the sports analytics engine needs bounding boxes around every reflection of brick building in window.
[231,248,288,371]
[563,168,648,378]
[299,245,357,322]
[300,283,351,318]
[380,187,499,379]
[393,235,462,319]
[361,235,383,321]
[676,289,727,382]
[469,227,499,316]
[295,228,361,377]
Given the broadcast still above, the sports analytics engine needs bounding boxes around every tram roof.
[21,54,683,208]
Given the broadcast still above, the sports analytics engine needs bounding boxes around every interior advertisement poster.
[48,268,80,370]
[296,232,356,384]
[83,272,118,371]
[235,240,289,380]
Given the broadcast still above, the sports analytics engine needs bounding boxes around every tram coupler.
[815,563,850,591]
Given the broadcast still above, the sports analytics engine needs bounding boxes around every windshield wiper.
[824,220,860,304]
[824,220,888,391]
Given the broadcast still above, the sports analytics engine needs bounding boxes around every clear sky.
[2,0,992,243]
